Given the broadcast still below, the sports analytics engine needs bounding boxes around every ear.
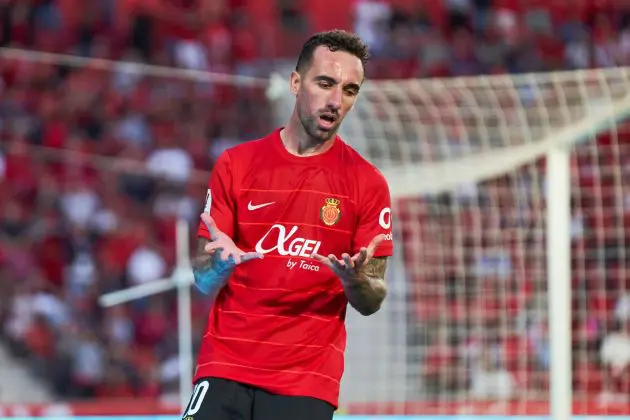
[289,71,301,96]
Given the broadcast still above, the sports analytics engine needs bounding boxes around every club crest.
[320,198,341,226]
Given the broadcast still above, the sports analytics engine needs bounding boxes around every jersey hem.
[194,366,340,409]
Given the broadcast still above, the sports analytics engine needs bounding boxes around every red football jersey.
[194,128,394,407]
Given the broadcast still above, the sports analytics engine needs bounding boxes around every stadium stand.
[0,0,630,408]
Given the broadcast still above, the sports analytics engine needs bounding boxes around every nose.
[327,86,342,111]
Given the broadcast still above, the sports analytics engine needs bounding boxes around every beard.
[298,107,339,143]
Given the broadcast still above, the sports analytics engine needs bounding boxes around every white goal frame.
[546,147,572,420]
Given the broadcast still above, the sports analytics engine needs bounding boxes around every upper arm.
[352,167,394,257]
[197,151,236,240]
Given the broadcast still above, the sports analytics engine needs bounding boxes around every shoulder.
[336,137,389,189]
[214,131,276,164]
[224,135,272,156]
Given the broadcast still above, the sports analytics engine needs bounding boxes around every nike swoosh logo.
[248,201,275,211]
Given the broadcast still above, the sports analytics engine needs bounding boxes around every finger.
[353,247,368,270]
[342,253,354,269]
[311,253,333,267]
[204,242,224,253]
[366,234,387,258]
[240,252,264,263]
[352,248,368,267]
[220,248,232,261]
[328,254,346,271]
[200,213,220,241]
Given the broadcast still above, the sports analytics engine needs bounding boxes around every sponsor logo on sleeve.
[379,207,393,241]
[379,207,391,229]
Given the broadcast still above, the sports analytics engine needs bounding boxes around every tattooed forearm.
[344,257,388,316]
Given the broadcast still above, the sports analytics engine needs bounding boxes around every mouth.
[318,113,338,130]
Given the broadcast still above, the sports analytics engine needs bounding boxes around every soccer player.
[183,29,394,420]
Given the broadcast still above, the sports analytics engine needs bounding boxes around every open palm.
[311,234,386,283]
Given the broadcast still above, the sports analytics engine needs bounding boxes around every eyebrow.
[313,75,361,93]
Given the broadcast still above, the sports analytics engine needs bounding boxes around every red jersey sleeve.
[352,167,394,257]
[197,151,236,239]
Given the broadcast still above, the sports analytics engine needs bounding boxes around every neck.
[281,111,336,157]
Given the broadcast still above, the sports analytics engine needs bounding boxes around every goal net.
[270,67,630,416]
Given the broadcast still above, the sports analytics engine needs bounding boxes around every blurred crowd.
[0,0,630,405]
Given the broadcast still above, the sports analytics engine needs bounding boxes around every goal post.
[546,145,572,420]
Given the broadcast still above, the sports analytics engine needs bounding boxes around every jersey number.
[183,380,210,417]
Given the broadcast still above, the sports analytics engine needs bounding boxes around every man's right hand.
[200,213,263,263]
[192,213,263,295]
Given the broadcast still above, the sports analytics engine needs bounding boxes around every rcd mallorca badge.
[320,198,341,226]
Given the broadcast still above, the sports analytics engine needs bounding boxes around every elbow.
[357,304,381,317]
[357,286,388,317]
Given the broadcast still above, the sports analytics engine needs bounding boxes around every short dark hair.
[295,30,370,75]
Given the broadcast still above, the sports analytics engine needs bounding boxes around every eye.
[344,89,358,97]
[318,81,332,89]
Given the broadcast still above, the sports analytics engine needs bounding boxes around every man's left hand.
[311,234,386,285]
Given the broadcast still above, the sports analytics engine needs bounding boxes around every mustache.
[318,110,339,119]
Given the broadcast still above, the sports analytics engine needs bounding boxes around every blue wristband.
[193,255,236,295]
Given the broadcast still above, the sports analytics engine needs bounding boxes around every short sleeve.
[197,151,236,239]
[352,167,394,257]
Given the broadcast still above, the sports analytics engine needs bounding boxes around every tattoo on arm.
[361,257,388,280]
[344,257,388,316]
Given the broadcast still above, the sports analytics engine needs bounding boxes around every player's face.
[292,46,364,142]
